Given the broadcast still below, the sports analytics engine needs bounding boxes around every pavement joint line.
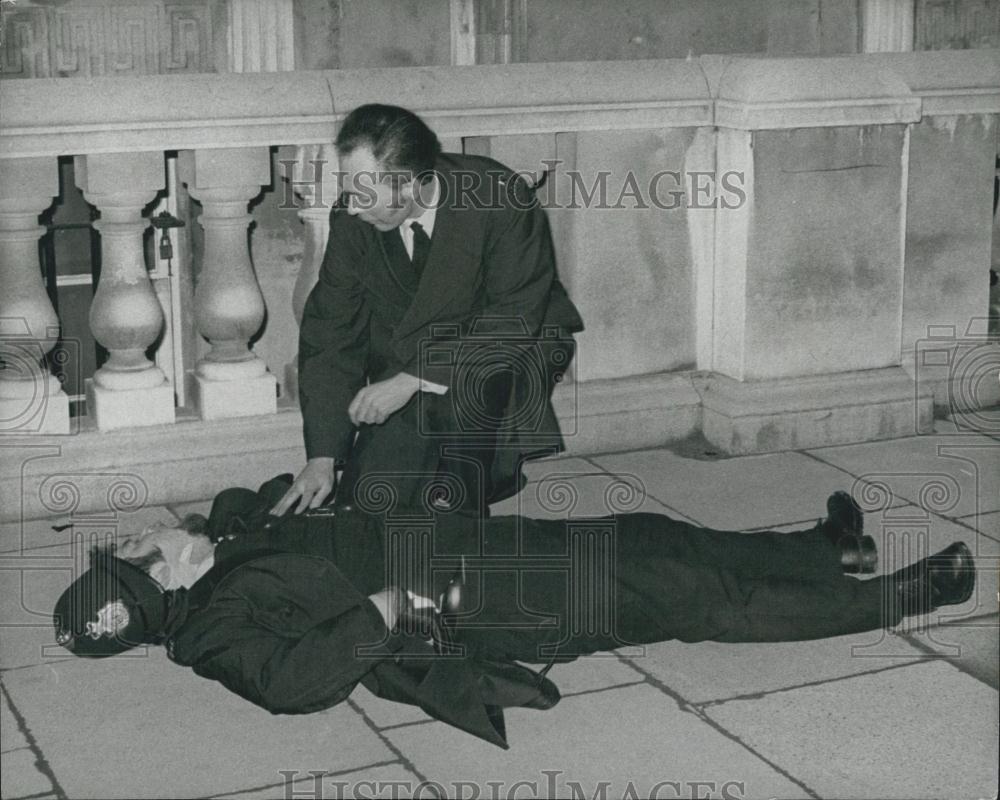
[345,697,432,787]
[0,679,66,800]
[0,656,76,676]
[898,628,1000,691]
[947,513,1000,542]
[203,757,405,799]
[558,678,648,699]
[799,448,884,485]
[577,454,711,524]
[695,656,935,710]
[937,610,1000,626]
[577,455,614,474]
[521,457,707,525]
[802,448,1000,528]
[0,542,74,557]
[377,716,437,733]
[612,652,822,800]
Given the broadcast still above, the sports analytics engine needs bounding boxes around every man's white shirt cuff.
[418,378,448,395]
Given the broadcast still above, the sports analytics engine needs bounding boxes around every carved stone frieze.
[0,0,218,78]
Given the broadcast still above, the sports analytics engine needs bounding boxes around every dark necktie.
[410,221,431,280]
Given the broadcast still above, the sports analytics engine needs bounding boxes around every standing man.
[274,104,583,517]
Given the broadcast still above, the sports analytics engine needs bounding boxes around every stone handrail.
[3,51,997,159]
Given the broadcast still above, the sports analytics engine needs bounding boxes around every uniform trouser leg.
[486,514,893,661]
[611,512,844,581]
[525,563,899,661]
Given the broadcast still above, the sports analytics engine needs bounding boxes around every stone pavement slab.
[490,471,697,521]
[383,683,806,799]
[905,616,1000,689]
[620,634,932,706]
[352,653,645,732]
[211,762,422,800]
[808,433,1000,520]
[544,652,645,695]
[351,684,431,730]
[0,627,68,671]
[0,505,178,556]
[0,564,74,670]
[957,508,999,538]
[1,683,26,753]
[1,746,54,798]
[589,448,862,530]
[167,498,215,522]
[0,652,393,799]
[705,660,999,800]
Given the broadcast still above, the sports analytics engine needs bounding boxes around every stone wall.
[2,52,997,518]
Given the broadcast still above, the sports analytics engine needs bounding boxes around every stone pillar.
[702,57,930,454]
[0,157,69,434]
[179,147,277,420]
[227,0,295,72]
[281,143,339,400]
[885,51,1000,419]
[450,0,476,65]
[863,0,916,52]
[74,152,175,431]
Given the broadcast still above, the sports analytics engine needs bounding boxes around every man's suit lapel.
[395,167,482,339]
[375,228,421,299]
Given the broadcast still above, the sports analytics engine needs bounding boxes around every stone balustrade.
[0,51,997,521]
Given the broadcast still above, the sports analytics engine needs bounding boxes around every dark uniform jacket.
[163,481,561,749]
[297,153,585,502]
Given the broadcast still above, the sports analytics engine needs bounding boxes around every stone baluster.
[179,147,277,420]
[75,153,175,430]
[0,157,69,434]
[281,143,339,399]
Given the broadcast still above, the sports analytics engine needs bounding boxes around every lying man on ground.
[53,476,975,748]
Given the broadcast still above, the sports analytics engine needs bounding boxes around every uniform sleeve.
[178,596,395,715]
[298,210,372,461]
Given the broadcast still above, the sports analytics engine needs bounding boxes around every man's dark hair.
[91,543,164,575]
[336,104,442,180]
[89,514,208,576]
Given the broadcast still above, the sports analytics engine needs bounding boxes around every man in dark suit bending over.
[274,104,584,517]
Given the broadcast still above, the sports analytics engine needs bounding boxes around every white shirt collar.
[400,176,439,254]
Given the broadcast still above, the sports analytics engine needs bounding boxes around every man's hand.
[270,457,336,516]
[348,373,420,425]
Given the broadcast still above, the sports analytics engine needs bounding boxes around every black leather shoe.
[827,491,863,536]
[892,541,975,617]
[823,491,877,574]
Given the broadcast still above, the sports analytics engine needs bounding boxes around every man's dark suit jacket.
[297,153,584,501]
